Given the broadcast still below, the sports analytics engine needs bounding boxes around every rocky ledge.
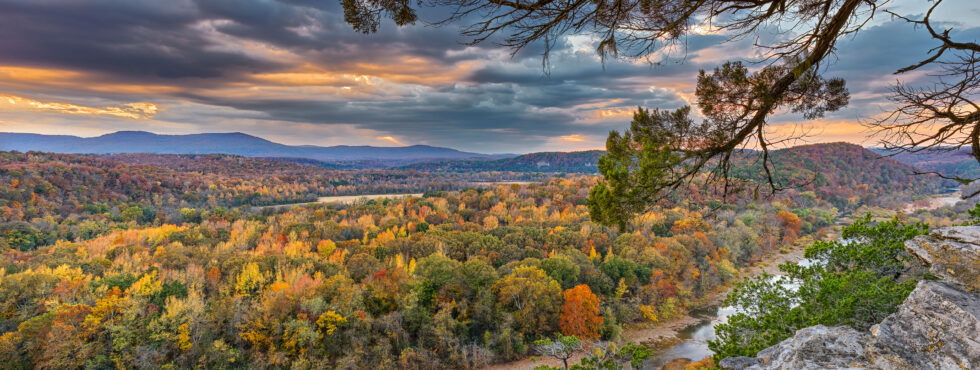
[720,226,980,370]
[906,226,980,291]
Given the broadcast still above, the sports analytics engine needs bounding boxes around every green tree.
[541,257,581,289]
[493,265,562,337]
[415,254,462,307]
[708,215,928,360]
[120,206,143,223]
[599,255,638,286]
[0,222,41,251]
[533,334,583,370]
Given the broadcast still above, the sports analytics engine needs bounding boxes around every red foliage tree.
[559,284,603,339]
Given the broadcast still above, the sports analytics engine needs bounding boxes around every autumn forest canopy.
[0,143,974,368]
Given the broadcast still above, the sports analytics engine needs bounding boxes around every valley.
[0,140,975,368]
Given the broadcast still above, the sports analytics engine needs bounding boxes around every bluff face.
[720,226,980,370]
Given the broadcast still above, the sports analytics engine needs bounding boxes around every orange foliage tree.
[777,210,802,241]
[559,284,603,339]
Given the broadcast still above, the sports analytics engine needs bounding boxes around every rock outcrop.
[867,280,980,369]
[906,226,980,291]
[720,226,980,370]
[753,325,871,369]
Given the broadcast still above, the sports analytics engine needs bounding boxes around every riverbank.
[484,242,808,370]
[627,243,806,349]
[902,190,962,213]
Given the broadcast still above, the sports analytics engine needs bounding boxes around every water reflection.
[647,306,737,367]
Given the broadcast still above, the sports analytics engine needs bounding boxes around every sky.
[0,0,977,154]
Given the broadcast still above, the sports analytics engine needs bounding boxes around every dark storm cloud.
[176,76,656,141]
[0,0,492,82]
[1,0,975,152]
[0,0,284,80]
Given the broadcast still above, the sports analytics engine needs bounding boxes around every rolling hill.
[402,150,605,173]
[400,142,952,208]
[871,147,980,180]
[732,142,954,208]
[0,131,506,163]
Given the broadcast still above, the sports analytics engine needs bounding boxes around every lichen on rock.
[905,226,980,292]
[867,280,980,369]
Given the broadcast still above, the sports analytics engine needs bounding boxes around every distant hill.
[870,147,980,180]
[735,142,953,207]
[402,145,952,190]
[0,131,505,163]
[402,150,605,173]
[400,142,949,208]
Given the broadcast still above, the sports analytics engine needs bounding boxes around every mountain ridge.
[0,131,507,162]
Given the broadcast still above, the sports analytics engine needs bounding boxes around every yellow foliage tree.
[235,263,266,297]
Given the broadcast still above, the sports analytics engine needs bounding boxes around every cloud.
[0,0,975,153]
[764,119,875,148]
[0,94,158,119]
[376,136,405,146]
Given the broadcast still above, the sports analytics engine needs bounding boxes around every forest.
[0,147,967,368]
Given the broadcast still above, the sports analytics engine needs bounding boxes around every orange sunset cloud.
[376,136,406,146]
[0,94,158,120]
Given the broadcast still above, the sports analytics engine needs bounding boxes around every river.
[647,258,815,367]
[258,193,423,209]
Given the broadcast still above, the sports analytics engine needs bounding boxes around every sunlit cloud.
[252,71,376,87]
[376,136,405,146]
[559,134,586,142]
[0,94,158,119]
[765,120,873,148]
[0,66,82,82]
[590,107,634,120]
[0,65,182,97]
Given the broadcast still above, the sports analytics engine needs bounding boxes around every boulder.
[717,356,759,369]
[905,226,980,291]
[748,325,874,369]
[866,280,980,369]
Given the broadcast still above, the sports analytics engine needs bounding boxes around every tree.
[540,257,581,289]
[493,265,563,336]
[533,334,583,370]
[588,66,847,226]
[776,210,802,241]
[599,255,638,286]
[559,285,603,339]
[0,222,41,251]
[120,206,143,223]
[415,254,462,307]
[871,0,980,191]
[235,262,266,297]
[708,215,928,360]
[346,253,381,282]
[576,342,653,370]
